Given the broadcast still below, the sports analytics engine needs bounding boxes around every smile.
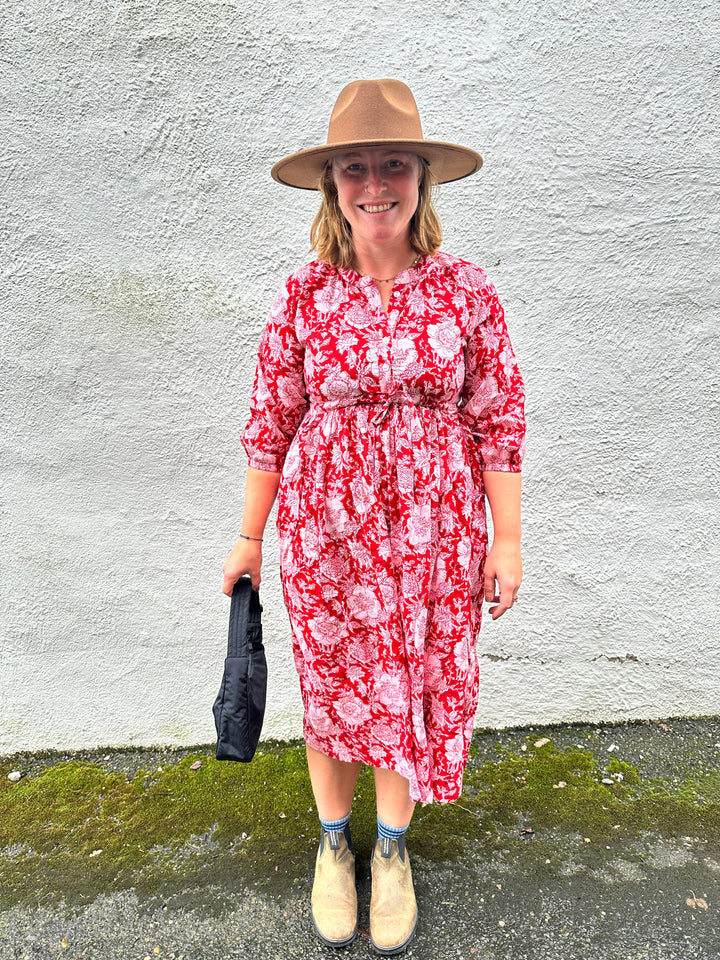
[360,203,396,213]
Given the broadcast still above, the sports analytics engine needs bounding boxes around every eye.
[386,159,404,169]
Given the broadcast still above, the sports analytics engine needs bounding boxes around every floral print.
[242,252,525,802]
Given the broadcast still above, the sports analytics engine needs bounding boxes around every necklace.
[361,255,421,284]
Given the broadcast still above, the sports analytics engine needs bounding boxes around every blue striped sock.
[319,811,351,834]
[377,815,409,841]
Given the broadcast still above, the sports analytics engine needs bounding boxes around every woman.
[222,79,525,955]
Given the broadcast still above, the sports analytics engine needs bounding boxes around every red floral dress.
[242,252,525,802]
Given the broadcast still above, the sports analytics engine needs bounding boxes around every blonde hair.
[310,156,442,268]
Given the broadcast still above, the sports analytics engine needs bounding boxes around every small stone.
[279,812,286,818]
[7,771,21,783]
[521,744,528,752]
[189,761,202,771]
[553,781,567,789]
[61,936,68,950]
[607,744,619,752]
[89,849,103,857]
[534,738,550,748]
[602,778,614,785]
[498,920,505,927]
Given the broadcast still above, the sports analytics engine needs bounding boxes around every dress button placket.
[386,293,401,393]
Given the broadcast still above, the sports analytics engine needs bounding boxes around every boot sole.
[311,914,358,949]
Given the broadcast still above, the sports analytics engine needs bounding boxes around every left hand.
[484,537,523,620]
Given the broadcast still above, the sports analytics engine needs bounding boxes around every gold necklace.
[361,255,421,284]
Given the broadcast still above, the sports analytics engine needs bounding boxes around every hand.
[484,537,523,620]
[222,537,263,595]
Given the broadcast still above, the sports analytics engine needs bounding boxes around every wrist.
[491,531,521,547]
[239,533,264,543]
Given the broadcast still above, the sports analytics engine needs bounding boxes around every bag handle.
[227,577,262,659]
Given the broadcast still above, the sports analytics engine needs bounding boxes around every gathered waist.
[311,395,459,417]
[309,395,459,428]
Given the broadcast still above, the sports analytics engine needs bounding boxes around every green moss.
[606,758,641,786]
[1,731,718,910]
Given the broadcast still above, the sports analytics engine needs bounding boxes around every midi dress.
[242,251,525,803]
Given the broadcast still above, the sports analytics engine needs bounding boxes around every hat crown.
[327,79,424,147]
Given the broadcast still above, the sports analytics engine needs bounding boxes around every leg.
[373,766,416,828]
[306,744,361,820]
[370,766,418,955]
[306,744,360,947]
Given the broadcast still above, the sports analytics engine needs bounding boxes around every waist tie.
[313,395,458,427]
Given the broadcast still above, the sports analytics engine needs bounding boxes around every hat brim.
[271,138,483,190]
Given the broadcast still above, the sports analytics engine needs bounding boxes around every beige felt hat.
[271,79,483,190]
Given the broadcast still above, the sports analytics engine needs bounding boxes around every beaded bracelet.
[239,533,263,542]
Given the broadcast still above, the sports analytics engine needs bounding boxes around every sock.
[319,811,352,851]
[319,811,351,834]
[376,816,410,859]
[377,815,409,841]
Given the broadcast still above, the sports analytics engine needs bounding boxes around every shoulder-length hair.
[310,157,442,268]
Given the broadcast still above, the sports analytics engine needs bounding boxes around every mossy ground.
[2,719,719,912]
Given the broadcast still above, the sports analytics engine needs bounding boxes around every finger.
[489,600,512,620]
[484,573,496,603]
[499,584,515,611]
[222,567,240,597]
[489,587,515,620]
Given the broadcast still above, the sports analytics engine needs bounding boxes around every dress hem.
[302,726,463,805]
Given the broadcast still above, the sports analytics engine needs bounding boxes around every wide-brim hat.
[271,79,483,191]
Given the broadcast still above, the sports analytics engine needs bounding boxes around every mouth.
[359,202,396,214]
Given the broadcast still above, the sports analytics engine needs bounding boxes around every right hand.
[222,537,263,595]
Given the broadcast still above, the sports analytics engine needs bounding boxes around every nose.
[365,162,387,195]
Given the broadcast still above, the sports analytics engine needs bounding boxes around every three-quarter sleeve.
[458,277,526,472]
[241,278,309,472]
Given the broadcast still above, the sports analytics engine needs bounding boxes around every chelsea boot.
[370,835,418,954]
[310,826,358,947]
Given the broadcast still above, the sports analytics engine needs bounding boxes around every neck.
[352,240,417,282]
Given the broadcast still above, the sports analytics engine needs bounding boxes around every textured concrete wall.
[2,0,718,753]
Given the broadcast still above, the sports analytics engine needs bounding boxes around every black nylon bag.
[213,577,266,762]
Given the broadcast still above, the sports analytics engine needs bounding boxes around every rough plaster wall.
[1,0,718,753]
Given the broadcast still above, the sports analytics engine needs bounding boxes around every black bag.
[212,577,267,762]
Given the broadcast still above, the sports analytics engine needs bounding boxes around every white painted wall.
[2,0,718,753]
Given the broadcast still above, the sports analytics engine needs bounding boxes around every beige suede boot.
[310,827,358,947]
[370,836,418,955]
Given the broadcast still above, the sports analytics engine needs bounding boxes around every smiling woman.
[311,149,442,304]
[333,150,421,253]
[221,78,526,954]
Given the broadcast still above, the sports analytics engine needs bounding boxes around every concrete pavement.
[1,718,719,959]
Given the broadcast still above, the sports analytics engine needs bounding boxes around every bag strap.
[227,577,262,658]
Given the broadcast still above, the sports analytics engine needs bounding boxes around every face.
[331,148,422,252]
